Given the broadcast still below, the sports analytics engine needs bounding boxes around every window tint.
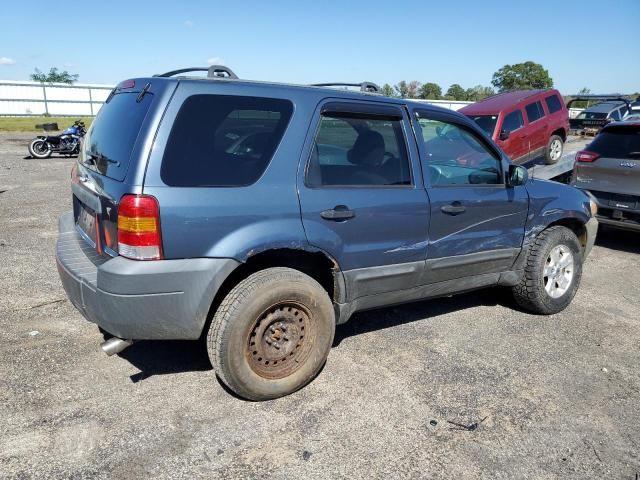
[545,94,562,114]
[525,101,545,123]
[502,109,524,133]
[610,109,621,121]
[467,115,498,136]
[307,113,411,187]
[589,128,640,159]
[161,95,293,187]
[83,92,153,181]
[417,117,502,186]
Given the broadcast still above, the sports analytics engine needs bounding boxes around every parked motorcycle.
[28,120,87,159]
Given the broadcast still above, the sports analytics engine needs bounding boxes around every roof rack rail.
[566,95,630,109]
[153,65,239,79]
[310,82,381,94]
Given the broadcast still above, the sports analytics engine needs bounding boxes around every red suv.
[460,89,570,165]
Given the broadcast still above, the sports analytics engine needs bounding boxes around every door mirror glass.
[499,129,510,141]
[507,164,528,187]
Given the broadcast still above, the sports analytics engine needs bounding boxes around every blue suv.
[56,66,598,400]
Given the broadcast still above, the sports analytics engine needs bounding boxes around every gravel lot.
[1,132,639,479]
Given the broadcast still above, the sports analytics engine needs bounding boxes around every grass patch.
[0,116,93,132]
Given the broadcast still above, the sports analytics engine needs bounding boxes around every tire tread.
[512,226,582,314]
[207,267,331,399]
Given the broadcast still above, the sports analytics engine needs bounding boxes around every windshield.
[576,111,607,120]
[467,115,498,136]
[82,91,153,181]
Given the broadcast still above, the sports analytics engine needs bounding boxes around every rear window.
[82,92,153,181]
[467,115,498,136]
[161,95,293,187]
[545,94,562,113]
[525,101,545,123]
[588,128,640,159]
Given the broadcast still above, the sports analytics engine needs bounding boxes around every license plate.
[77,203,98,247]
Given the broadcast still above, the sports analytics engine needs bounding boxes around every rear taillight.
[576,150,600,163]
[117,194,163,260]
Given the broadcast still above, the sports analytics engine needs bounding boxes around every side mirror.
[507,164,528,187]
[499,129,510,141]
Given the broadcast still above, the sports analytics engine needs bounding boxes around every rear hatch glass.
[589,128,640,159]
[82,88,154,181]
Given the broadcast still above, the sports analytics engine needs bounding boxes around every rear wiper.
[86,152,120,166]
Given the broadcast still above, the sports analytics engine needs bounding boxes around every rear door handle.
[441,203,466,215]
[320,205,355,221]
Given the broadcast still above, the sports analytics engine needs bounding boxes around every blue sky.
[1,0,638,95]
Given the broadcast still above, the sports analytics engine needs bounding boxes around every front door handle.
[441,202,466,215]
[320,205,355,221]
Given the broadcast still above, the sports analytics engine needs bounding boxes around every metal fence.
[0,80,114,116]
[0,80,587,118]
[412,99,473,110]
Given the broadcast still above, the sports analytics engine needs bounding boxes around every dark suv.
[568,97,632,135]
[572,121,640,231]
[56,66,598,400]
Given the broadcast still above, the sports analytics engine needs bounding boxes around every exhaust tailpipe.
[101,337,134,356]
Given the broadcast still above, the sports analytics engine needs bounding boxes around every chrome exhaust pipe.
[101,337,134,356]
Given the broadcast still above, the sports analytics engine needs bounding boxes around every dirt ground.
[1,133,638,479]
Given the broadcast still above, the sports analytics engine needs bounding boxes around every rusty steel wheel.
[207,267,335,401]
[246,302,313,379]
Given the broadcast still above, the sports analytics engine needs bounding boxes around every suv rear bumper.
[580,190,640,233]
[56,212,239,340]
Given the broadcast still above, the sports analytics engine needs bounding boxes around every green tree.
[445,84,467,100]
[381,83,396,97]
[30,67,79,84]
[491,61,553,92]
[394,80,421,98]
[419,82,442,100]
[578,87,591,95]
[465,85,495,102]
[394,80,409,98]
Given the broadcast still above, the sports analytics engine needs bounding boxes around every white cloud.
[0,57,16,65]
[184,20,194,28]
[207,57,224,66]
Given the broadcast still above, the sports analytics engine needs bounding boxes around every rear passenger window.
[610,109,621,121]
[161,95,293,187]
[545,94,562,113]
[307,113,411,187]
[525,101,545,123]
[502,110,524,133]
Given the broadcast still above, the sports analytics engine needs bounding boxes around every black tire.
[28,139,52,159]
[544,134,564,165]
[512,226,583,315]
[207,267,335,400]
